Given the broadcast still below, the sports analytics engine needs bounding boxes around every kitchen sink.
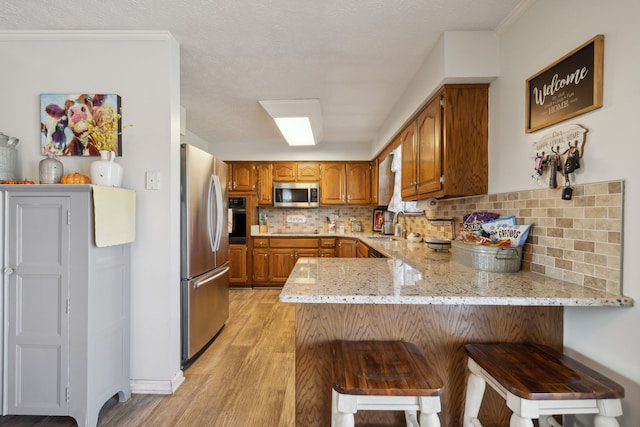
[367,236,397,241]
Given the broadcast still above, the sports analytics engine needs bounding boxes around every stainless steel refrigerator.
[180,144,229,366]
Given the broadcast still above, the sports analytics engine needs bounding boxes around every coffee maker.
[382,211,395,235]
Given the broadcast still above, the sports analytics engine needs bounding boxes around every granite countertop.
[279,234,635,307]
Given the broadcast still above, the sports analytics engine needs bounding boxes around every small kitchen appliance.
[382,211,395,235]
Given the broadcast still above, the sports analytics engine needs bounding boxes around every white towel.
[92,185,136,247]
[387,146,422,213]
[228,208,233,233]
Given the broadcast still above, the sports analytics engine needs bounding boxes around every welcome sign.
[526,35,604,133]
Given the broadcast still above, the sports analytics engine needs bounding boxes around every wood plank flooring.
[0,289,295,427]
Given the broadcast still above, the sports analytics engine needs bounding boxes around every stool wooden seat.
[331,340,442,427]
[463,343,624,427]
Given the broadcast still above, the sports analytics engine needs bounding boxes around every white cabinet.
[1,185,131,427]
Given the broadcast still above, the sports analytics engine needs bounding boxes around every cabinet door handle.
[3,267,14,275]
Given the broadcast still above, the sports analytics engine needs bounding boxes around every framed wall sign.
[526,35,604,133]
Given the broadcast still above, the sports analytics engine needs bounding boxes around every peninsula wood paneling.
[294,303,563,427]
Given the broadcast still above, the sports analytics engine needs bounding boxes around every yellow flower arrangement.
[86,106,132,153]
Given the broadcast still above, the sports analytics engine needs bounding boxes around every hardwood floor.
[0,289,295,427]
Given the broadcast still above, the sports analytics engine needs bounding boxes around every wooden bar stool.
[331,340,442,427]
[463,343,624,427]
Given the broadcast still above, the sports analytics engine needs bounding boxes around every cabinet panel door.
[231,163,255,192]
[269,249,296,283]
[400,122,418,198]
[346,163,371,205]
[273,162,296,182]
[257,163,273,205]
[6,195,70,415]
[296,162,320,181]
[228,244,247,284]
[252,248,269,283]
[416,98,442,195]
[337,238,357,258]
[320,163,346,205]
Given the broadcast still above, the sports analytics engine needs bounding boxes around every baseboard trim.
[130,370,185,394]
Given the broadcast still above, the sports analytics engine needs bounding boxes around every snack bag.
[481,219,532,247]
[480,216,517,235]
[462,212,499,235]
[494,224,532,246]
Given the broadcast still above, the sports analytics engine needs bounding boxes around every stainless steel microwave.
[273,182,319,208]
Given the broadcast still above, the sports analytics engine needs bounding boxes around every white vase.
[90,150,123,187]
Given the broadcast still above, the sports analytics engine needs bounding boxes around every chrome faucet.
[392,211,406,238]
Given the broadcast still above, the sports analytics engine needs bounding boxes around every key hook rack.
[530,124,588,199]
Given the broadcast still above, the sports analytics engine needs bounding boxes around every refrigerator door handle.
[193,266,230,288]
[206,174,224,252]
[211,174,223,251]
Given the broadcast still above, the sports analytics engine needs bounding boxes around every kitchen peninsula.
[280,235,633,426]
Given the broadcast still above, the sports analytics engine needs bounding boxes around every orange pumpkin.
[60,173,91,184]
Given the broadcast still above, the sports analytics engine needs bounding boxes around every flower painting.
[40,93,122,156]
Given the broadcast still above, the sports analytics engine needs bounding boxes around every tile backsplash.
[411,180,624,295]
[260,180,624,295]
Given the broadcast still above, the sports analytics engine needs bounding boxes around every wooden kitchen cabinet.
[229,244,248,286]
[252,237,321,286]
[370,160,379,206]
[401,84,488,200]
[346,162,372,205]
[1,186,130,427]
[320,162,346,205]
[273,162,296,181]
[337,238,357,258]
[296,162,321,181]
[269,238,319,284]
[229,162,257,193]
[252,247,270,284]
[256,163,273,205]
[357,240,370,258]
[400,121,418,199]
[319,238,336,257]
[273,162,321,182]
[321,162,373,206]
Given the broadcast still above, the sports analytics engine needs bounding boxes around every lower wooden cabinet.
[337,238,357,258]
[229,244,248,286]
[357,240,370,258]
[251,237,331,286]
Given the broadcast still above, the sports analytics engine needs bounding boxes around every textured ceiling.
[0,0,523,152]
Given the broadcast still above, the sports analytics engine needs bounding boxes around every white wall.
[490,0,640,424]
[0,31,184,393]
[371,30,499,158]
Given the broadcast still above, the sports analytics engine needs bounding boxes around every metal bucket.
[0,146,18,180]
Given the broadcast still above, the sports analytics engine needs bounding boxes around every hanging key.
[572,146,581,170]
[561,167,573,200]
[564,149,577,174]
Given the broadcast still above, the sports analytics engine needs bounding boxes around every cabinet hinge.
[67,210,71,225]
[440,176,445,184]
[66,387,70,402]
[440,98,445,107]
[66,299,70,314]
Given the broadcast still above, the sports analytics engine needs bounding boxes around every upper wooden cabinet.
[370,160,379,206]
[320,162,374,206]
[320,162,346,205]
[256,163,273,205]
[346,162,372,205]
[229,162,257,193]
[400,122,418,199]
[273,162,320,182]
[401,84,488,200]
